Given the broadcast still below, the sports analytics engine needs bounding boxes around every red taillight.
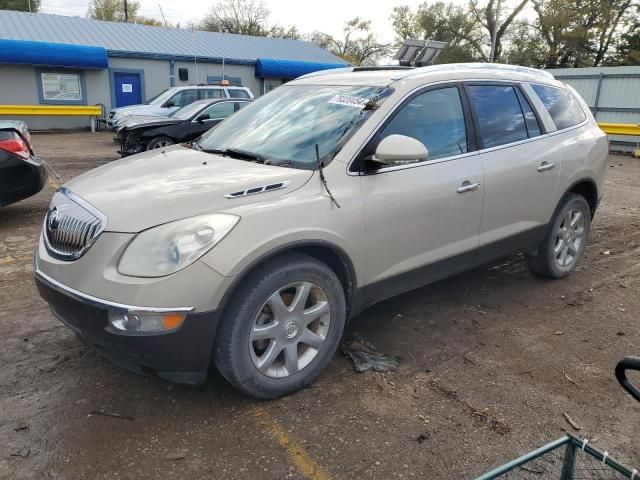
[0,132,30,160]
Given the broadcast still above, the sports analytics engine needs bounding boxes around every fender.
[212,239,360,321]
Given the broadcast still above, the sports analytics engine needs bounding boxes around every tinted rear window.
[468,85,528,148]
[532,84,586,130]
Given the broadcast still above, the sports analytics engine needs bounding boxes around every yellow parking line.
[251,406,332,480]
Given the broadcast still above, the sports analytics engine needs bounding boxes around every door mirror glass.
[372,134,428,166]
[195,113,210,123]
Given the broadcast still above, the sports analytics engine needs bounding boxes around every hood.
[64,146,313,232]
[122,116,183,130]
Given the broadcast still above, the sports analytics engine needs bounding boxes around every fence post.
[90,116,96,133]
[560,442,577,480]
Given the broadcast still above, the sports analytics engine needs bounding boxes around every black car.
[0,120,47,208]
[116,98,252,156]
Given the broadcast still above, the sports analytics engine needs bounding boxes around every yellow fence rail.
[598,122,640,136]
[0,105,102,116]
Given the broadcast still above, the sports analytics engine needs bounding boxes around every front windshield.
[146,89,171,105]
[198,85,393,168]
[169,102,208,120]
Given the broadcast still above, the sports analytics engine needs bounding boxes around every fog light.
[108,311,186,332]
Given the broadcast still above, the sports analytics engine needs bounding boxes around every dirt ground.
[1,132,639,480]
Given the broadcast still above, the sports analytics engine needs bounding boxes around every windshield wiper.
[315,144,340,209]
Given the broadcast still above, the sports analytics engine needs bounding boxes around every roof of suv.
[292,63,563,89]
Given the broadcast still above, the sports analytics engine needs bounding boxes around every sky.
[40,0,457,43]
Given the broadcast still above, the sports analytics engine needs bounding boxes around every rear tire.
[146,136,174,150]
[527,193,591,279]
[213,253,346,399]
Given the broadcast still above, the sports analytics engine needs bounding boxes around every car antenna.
[316,144,340,209]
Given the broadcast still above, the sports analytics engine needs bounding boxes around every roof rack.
[391,62,556,81]
[352,65,414,72]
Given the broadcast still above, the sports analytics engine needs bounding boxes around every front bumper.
[35,269,220,384]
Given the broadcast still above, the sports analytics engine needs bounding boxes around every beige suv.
[35,64,608,398]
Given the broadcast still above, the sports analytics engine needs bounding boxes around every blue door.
[113,72,142,107]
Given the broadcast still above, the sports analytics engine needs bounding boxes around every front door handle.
[537,161,556,172]
[457,181,480,194]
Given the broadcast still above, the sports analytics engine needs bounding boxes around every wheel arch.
[564,177,599,216]
[215,240,358,321]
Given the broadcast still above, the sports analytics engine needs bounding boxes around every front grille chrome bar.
[43,187,107,261]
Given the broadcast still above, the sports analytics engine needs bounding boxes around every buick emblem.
[48,207,60,232]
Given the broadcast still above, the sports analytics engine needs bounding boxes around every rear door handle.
[537,161,556,172]
[457,181,480,193]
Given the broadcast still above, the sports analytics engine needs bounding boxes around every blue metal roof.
[0,10,347,65]
[0,39,108,69]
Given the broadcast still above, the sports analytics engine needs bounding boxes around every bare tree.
[312,18,391,65]
[469,0,529,62]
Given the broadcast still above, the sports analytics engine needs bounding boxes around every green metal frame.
[476,434,638,479]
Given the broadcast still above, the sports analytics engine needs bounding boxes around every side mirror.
[163,100,176,108]
[372,134,428,166]
[195,113,210,123]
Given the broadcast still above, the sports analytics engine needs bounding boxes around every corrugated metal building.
[0,10,347,129]
[551,66,640,151]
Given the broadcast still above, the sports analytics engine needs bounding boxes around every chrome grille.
[44,189,107,260]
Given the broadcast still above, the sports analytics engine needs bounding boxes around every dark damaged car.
[116,98,252,157]
[0,120,47,207]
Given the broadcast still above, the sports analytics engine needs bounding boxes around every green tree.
[502,20,547,66]
[532,0,636,67]
[312,18,391,65]
[0,0,40,12]
[391,2,486,63]
[615,6,640,64]
[87,0,140,22]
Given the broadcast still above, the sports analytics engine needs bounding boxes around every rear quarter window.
[531,84,586,130]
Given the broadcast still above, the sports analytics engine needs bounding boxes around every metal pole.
[560,442,576,480]
[124,0,129,22]
[489,0,502,63]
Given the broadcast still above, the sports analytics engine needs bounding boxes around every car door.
[189,101,239,137]
[356,84,485,302]
[464,83,561,262]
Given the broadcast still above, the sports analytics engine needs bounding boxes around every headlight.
[118,214,239,277]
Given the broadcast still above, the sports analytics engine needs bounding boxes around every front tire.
[214,253,346,399]
[146,136,174,150]
[527,193,591,279]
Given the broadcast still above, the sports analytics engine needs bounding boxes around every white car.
[107,85,254,129]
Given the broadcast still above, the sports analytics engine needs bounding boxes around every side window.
[169,89,199,107]
[202,102,235,119]
[203,89,225,99]
[468,85,529,148]
[235,101,250,112]
[228,89,250,99]
[531,84,586,130]
[515,87,542,138]
[377,87,468,161]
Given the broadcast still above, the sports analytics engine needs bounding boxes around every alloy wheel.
[249,282,331,378]
[554,208,586,268]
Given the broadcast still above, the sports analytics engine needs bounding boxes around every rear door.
[465,83,560,261]
[358,84,485,301]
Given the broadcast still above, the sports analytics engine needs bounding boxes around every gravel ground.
[1,132,639,479]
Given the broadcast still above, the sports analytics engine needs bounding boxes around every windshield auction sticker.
[328,95,370,108]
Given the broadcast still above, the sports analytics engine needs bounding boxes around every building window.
[36,69,86,105]
[264,79,282,94]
